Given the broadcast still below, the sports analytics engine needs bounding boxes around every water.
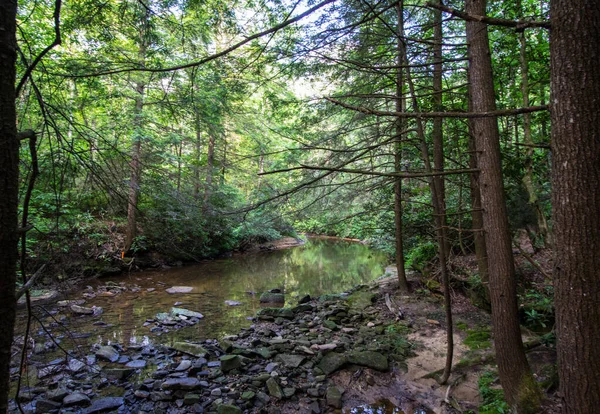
[35,238,388,349]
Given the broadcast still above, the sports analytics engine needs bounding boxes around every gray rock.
[241,391,255,400]
[170,307,204,319]
[220,355,241,372]
[46,388,69,402]
[161,378,202,391]
[71,304,94,315]
[175,360,192,371]
[298,294,311,304]
[63,393,91,407]
[347,351,388,371]
[68,358,86,373]
[183,393,201,405]
[224,300,241,306]
[165,286,193,294]
[259,292,285,304]
[326,386,343,408]
[103,368,134,381]
[95,346,119,362]
[317,352,347,375]
[275,354,305,368]
[170,342,208,357]
[266,377,283,399]
[84,397,124,413]
[35,399,61,413]
[256,308,294,319]
[125,359,147,369]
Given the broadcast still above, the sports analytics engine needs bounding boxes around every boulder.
[170,307,203,319]
[95,346,119,362]
[326,386,343,409]
[220,355,242,372]
[63,393,91,407]
[35,399,61,413]
[266,378,284,399]
[318,352,347,375]
[347,351,388,371]
[259,292,285,304]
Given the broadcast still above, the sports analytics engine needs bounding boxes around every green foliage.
[406,241,437,273]
[519,286,554,331]
[478,371,510,414]
[464,326,492,350]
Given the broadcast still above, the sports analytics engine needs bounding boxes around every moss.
[463,326,491,350]
[346,290,376,310]
[516,372,542,414]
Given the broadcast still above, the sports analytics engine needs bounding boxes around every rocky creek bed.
[10,274,486,414]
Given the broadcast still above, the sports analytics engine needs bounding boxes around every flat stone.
[220,355,241,372]
[224,300,241,306]
[170,342,208,357]
[166,286,193,294]
[46,388,69,402]
[161,378,202,391]
[68,358,86,372]
[346,291,376,310]
[95,346,119,362]
[184,393,200,405]
[125,359,147,369]
[318,352,347,375]
[103,368,134,381]
[241,391,255,400]
[275,354,305,368]
[71,304,94,315]
[175,360,192,371]
[266,377,283,399]
[217,404,242,414]
[347,351,388,371]
[170,307,203,319]
[84,397,124,413]
[63,393,91,407]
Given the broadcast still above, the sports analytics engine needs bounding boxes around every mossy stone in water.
[346,291,376,311]
[259,292,285,304]
[256,307,294,319]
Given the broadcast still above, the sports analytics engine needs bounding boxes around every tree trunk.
[204,129,216,205]
[0,1,19,410]
[394,0,409,291]
[465,0,540,411]
[194,111,202,199]
[517,3,550,247]
[550,1,600,412]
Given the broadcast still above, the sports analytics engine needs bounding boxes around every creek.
[27,237,388,351]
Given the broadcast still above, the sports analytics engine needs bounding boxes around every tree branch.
[16,0,62,96]
[426,2,550,30]
[326,97,549,119]
[261,165,478,178]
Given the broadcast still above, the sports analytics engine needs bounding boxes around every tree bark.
[550,0,600,412]
[394,0,409,292]
[465,0,540,411]
[0,0,19,410]
[204,129,216,205]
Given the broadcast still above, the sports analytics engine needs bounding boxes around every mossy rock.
[259,292,285,304]
[256,307,294,319]
[346,291,376,311]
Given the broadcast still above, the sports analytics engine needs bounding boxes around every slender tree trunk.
[194,112,202,199]
[124,80,145,253]
[0,1,19,410]
[432,2,449,259]
[402,37,453,385]
[550,1,600,412]
[394,0,409,291]
[465,0,540,411]
[204,130,216,205]
[517,14,550,247]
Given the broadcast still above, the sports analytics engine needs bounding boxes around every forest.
[0,0,598,413]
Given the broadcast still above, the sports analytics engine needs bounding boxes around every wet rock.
[165,286,193,294]
[298,294,311,304]
[292,304,313,313]
[326,386,343,408]
[317,352,347,375]
[274,354,304,369]
[266,378,283,399]
[170,307,203,319]
[71,304,94,315]
[63,393,91,407]
[220,355,241,372]
[161,378,202,391]
[84,397,124,413]
[259,292,285,304]
[95,346,119,362]
[347,351,388,371]
[170,342,208,357]
[35,399,61,413]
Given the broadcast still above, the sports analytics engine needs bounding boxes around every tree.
[465,0,540,411]
[0,0,19,411]
[550,0,600,412]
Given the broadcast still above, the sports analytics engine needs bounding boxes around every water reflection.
[65,238,388,346]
